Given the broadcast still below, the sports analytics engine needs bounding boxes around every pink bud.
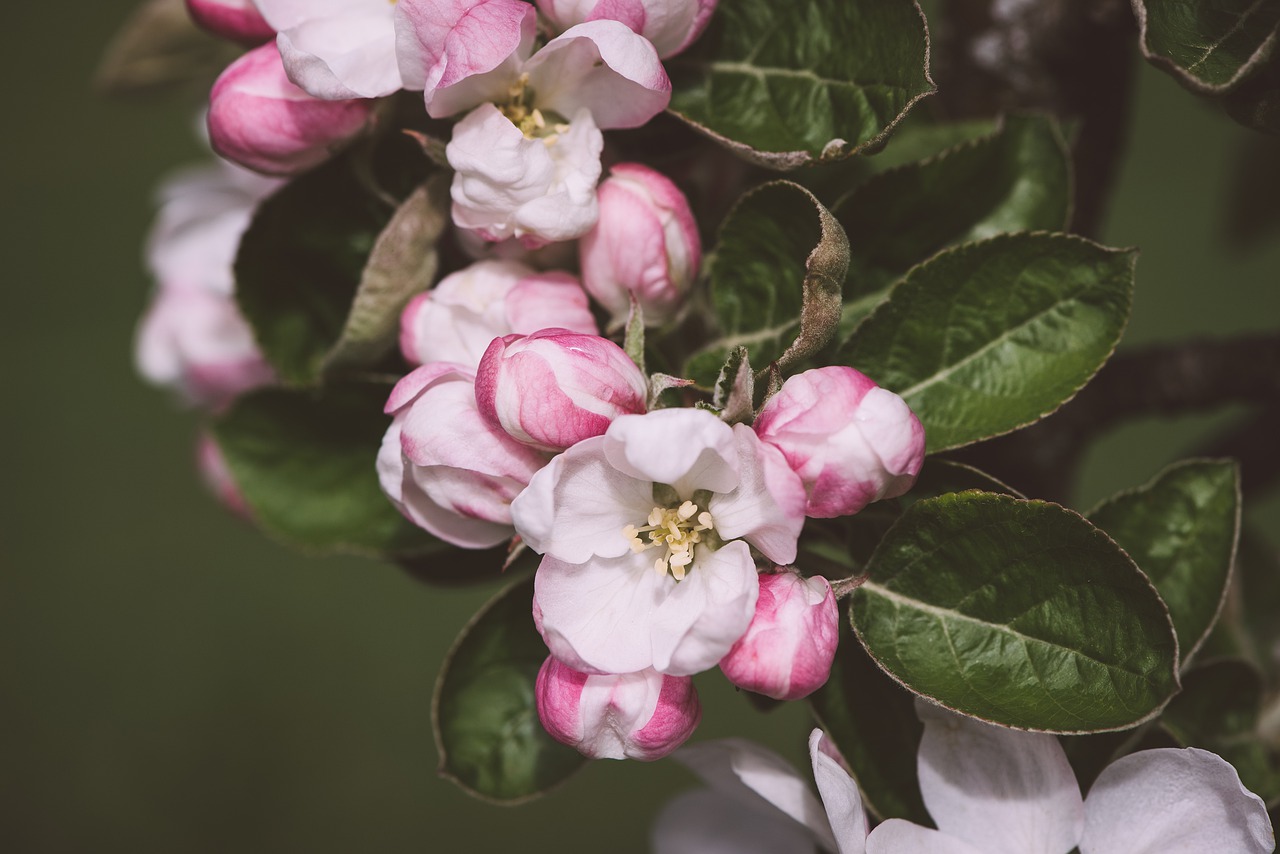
[580,163,700,327]
[476,329,648,452]
[719,571,839,701]
[207,43,373,176]
[186,0,275,44]
[754,367,926,518]
[536,657,701,761]
[537,0,718,59]
[399,260,598,369]
[378,363,551,549]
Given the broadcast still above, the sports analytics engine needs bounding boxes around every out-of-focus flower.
[754,367,925,519]
[512,407,806,676]
[536,657,700,760]
[208,43,373,176]
[719,570,838,701]
[378,363,550,549]
[254,0,405,98]
[399,260,597,370]
[536,0,718,59]
[186,0,275,44]
[580,162,701,327]
[195,432,251,518]
[476,329,648,452]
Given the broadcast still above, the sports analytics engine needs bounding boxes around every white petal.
[866,821,988,854]
[276,11,403,99]
[651,790,820,854]
[650,541,759,676]
[603,408,739,497]
[708,425,806,565]
[809,730,868,854]
[916,701,1084,854]
[1080,747,1274,854]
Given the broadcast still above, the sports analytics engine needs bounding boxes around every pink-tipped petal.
[808,730,869,854]
[186,0,276,44]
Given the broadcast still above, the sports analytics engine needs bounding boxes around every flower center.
[499,75,569,143]
[622,501,716,581]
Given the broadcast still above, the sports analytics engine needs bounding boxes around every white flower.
[254,0,405,98]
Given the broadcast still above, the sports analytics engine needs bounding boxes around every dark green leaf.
[852,493,1180,732]
[667,0,934,168]
[809,610,928,823]
[211,382,438,557]
[1224,57,1280,134]
[841,233,1135,453]
[1088,459,1241,667]
[685,181,848,384]
[434,576,587,803]
[1136,0,1280,94]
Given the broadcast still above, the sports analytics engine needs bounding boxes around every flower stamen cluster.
[622,499,716,579]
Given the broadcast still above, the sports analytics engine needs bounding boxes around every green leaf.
[713,346,755,424]
[841,233,1135,453]
[1088,459,1241,667]
[1161,658,1280,806]
[835,114,1072,293]
[809,610,928,823]
[1224,55,1280,133]
[434,576,587,803]
[94,0,239,96]
[322,176,448,373]
[1136,0,1280,94]
[852,492,1180,733]
[667,0,934,168]
[685,181,848,384]
[211,381,438,557]
[235,138,428,386]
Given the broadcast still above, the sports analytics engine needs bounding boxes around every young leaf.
[851,492,1180,733]
[1135,0,1280,94]
[808,612,929,823]
[94,0,238,96]
[841,233,1135,453]
[235,137,428,386]
[1087,459,1241,668]
[713,346,754,424]
[434,576,588,804]
[211,381,439,557]
[684,181,848,384]
[666,0,934,168]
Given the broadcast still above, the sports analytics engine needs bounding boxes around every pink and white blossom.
[755,366,926,519]
[399,260,597,369]
[476,329,648,452]
[718,570,838,701]
[208,43,373,176]
[536,657,700,760]
[254,0,405,99]
[186,0,275,44]
[537,0,718,59]
[378,363,551,548]
[512,407,807,676]
[580,162,701,327]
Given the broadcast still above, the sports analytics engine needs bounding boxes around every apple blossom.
[254,0,405,99]
[512,407,807,676]
[535,657,700,760]
[718,570,838,701]
[580,162,701,327]
[398,260,597,369]
[186,0,275,44]
[378,363,551,549]
[536,0,718,59]
[208,43,374,176]
[754,366,926,519]
[476,329,649,452]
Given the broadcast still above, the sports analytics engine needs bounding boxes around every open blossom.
[719,570,838,701]
[536,0,718,59]
[399,260,597,369]
[512,407,807,676]
[378,363,550,548]
[536,657,700,760]
[254,0,405,99]
[186,0,275,44]
[208,43,374,176]
[755,367,925,518]
[580,162,701,327]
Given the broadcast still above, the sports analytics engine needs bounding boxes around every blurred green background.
[3,3,1278,852]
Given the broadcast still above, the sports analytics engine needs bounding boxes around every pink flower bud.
[378,363,551,549]
[537,0,718,59]
[719,571,839,701]
[186,0,275,44]
[476,329,648,452]
[754,367,926,518]
[580,163,700,327]
[399,260,598,369]
[536,657,700,761]
[207,43,373,176]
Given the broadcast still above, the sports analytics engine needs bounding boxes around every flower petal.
[866,820,988,854]
[650,540,758,675]
[276,10,403,99]
[809,730,868,854]
[603,408,739,497]
[708,425,806,565]
[651,790,820,854]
